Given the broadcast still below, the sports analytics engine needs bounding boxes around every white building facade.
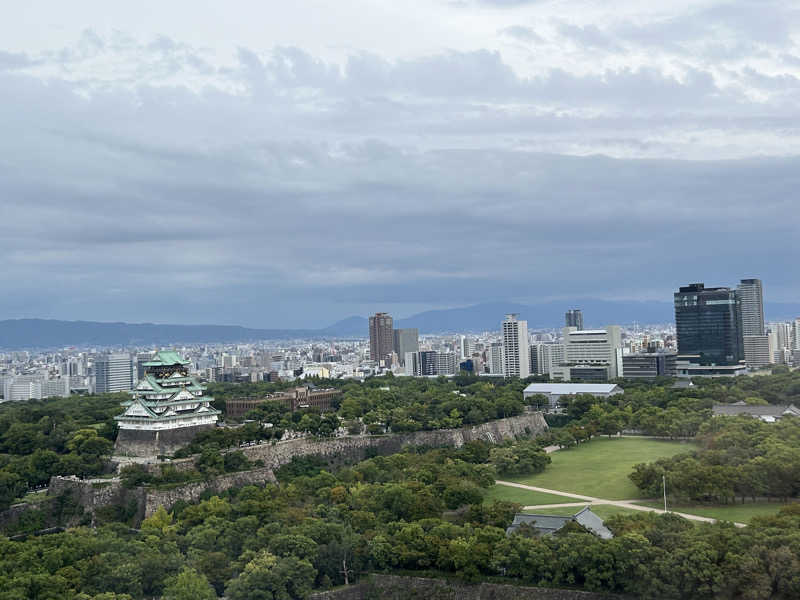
[502,314,530,378]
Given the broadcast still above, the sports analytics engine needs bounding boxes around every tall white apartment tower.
[502,314,530,378]
[737,279,765,335]
[737,279,769,368]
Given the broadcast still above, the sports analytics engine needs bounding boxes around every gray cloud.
[499,25,545,43]
[1,14,799,326]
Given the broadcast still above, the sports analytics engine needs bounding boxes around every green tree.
[162,567,217,600]
[225,551,315,600]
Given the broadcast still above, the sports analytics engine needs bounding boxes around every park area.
[488,436,795,524]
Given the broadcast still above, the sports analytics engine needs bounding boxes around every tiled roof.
[506,507,613,539]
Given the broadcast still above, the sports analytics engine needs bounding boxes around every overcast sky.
[1,1,799,328]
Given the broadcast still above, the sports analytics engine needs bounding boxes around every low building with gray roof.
[506,507,613,539]
[712,402,800,422]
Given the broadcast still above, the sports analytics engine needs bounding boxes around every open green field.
[483,484,580,506]
[505,437,698,500]
[636,501,794,523]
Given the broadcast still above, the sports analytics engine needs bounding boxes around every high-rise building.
[529,344,545,375]
[404,351,438,376]
[772,322,793,352]
[793,318,800,350]
[459,336,474,359]
[393,328,419,366]
[369,312,394,366]
[674,283,743,365]
[488,343,504,375]
[502,314,530,378]
[436,352,458,375]
[737,279,765,336]
[95,353,134,394]
[565,309,584,330]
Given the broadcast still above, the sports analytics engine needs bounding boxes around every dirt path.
[495,480,746,527]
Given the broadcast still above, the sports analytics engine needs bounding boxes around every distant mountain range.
[1,299,798,348]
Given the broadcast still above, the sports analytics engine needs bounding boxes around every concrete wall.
[309,575,620,600]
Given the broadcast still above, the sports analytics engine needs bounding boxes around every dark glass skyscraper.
[674,283,744,365]
[565,309,584,330]
[369,312,394,365]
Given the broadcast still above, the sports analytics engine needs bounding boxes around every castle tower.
[114,350,220,456]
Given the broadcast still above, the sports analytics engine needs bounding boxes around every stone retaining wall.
[40,412,546,529]
[141,467,277,518]
[239,412,548,471]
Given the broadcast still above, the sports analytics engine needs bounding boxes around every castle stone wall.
[310,575,621,600]
[238,412,548,471]
[114,423,215,457]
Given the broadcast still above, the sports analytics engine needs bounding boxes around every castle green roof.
[142,350,191,367]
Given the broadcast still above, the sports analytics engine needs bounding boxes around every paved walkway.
[495,480,746,527]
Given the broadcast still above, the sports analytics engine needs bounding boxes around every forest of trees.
[631,416,800,503]
[0,394,123,509]
[1,440,800,599]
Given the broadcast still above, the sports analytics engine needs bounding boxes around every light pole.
[663,473,668,513]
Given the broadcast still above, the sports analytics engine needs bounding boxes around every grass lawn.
[506,437,698,500]
[635,500,794,523]
[484,484,582,506]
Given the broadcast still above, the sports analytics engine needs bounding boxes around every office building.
[502,314,530,378]
[622,353,678,378]
[529,343,565,376]
[551,326,622,381]
[42,378,71,398]
[565,309,584,330]
[95,353,134,394]
[436,352,458,375]
[369,312,394,366]
[543,344,565,376]
[674,283,743,365]
[405,351,438,376]
[2,376,43,402]
[742,335,772,369]
[393,328,419,366]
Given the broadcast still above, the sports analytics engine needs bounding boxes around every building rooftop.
[713,403,800,419]
[142,350,191,367]
[506,507,613,539]
[524,383,622,395]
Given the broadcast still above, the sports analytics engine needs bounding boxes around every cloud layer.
[1,1,799,327]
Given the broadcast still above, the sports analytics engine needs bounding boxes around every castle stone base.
[114,424,215,457]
